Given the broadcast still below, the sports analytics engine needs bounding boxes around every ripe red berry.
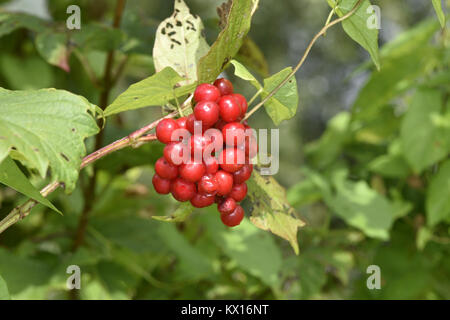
[194,83,221,103]
[218,95,241,122]
[218,197,237,215]
[179,160,206,182]
[220,205,244,227]
[155,157,178,180]
[152,174,171,194]
[204,156,219,174]
[233,164,253,184]
[156,118,179,144]
[222,122,246,147]
[229,183,247,202]
[219,147,245,173]
[239,134,258,159]
[164,142,188,165]
[170,178,196,202]
[214,119,227,131]
[198,174,218,194]
[194,101,219,127]
[176,117,188,130]
[214,78,233,96]
[214,170,233,196]
[190,193,215,208]
[186,113,196,135]
[190,134,211,158]
[232,93,248,116]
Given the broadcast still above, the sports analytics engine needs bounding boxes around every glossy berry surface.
[229,182,248,202]
[194,83,221,103]
[218,197,237,215]
[164,142,188,166]
[152,174,171,194]
[179,161,206,182]
[214,78,233,96]
[198,174,218,194]
[232,93,248,116]
[220,205,244,227]
[214,170,234,196]
[218,95,241,122]
[170,178,196,202]
[155,157,178,180]
[204,156,219,174]
[219,148,245,173]
[190,193,215,208]
[156,118,179,144]
[194,101,220,127]
[233,164,253,184]
[176,116,187,129]
[222,122,246,147]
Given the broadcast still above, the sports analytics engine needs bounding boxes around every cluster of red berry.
[152,78,257,227]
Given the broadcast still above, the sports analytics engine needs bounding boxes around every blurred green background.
[0,0,449,299]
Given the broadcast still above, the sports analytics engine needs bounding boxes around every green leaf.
[0,156,61,214]
[400,88,450,173]
[0,88,99,192]
[35,31,70,72]
[0,274,10,300]
[432,0,446,28]
[261,67,299,126]
[230,59,261,89]
[368,141,410,178]
[0,12,46,38]
[328,0,380,70]
[426,160,450,227]
[247,171,305,254]
[197,0,260,83]
[104,67,195,116]
[72,24,125,52]
[235,36,269,78]
[152,202,193,222]
[152,0,209,85]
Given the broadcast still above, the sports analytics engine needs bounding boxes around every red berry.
[229,182,247,202]
[179,160,206,182]
[186,113,196,135]
[190,134,211,158]
[220,205,244,227]
[219,148,245,173]
[152,174,171,194]
[170,178,196,202]
[218,95,241,122]
[214,78,233,96]
[194,83,221,103]
[194,101,219,127]
[156,118,179,144]
[198,174,218,194]
[233,164,253,184]
[204,156,219,174]
[239,134,258,159]
[222,122,246,147]
[164,142,189,165]
[176,116,187,129]
[203,128,223,157]
[190,193,215,208]
[155,157,178,180]
[232,93,248,116]
[214,170,233,196]
[218,197,237,215]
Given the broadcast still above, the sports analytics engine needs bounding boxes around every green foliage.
[0,274,10,300]
[152,0,209,85]
[104,67,194,116]
[426,160,450,226]
[197,0,259,83]
[432,0,446,28]
[0,89,99,192]
[0,157,60,214]
[247,171,305,254]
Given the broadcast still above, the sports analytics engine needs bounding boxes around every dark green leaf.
[426,160,450,226]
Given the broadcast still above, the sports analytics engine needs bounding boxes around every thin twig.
[243,0,363,121]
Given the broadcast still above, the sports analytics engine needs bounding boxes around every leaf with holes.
[197,0,260,83]
[261,67,299,126]
[0,88,99,192]
[0,156,61,214]
[247,171,305,255]
[104,67,195,116]
[328,0,380,70]
[152,0,210,85]
[152,202,193,223]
